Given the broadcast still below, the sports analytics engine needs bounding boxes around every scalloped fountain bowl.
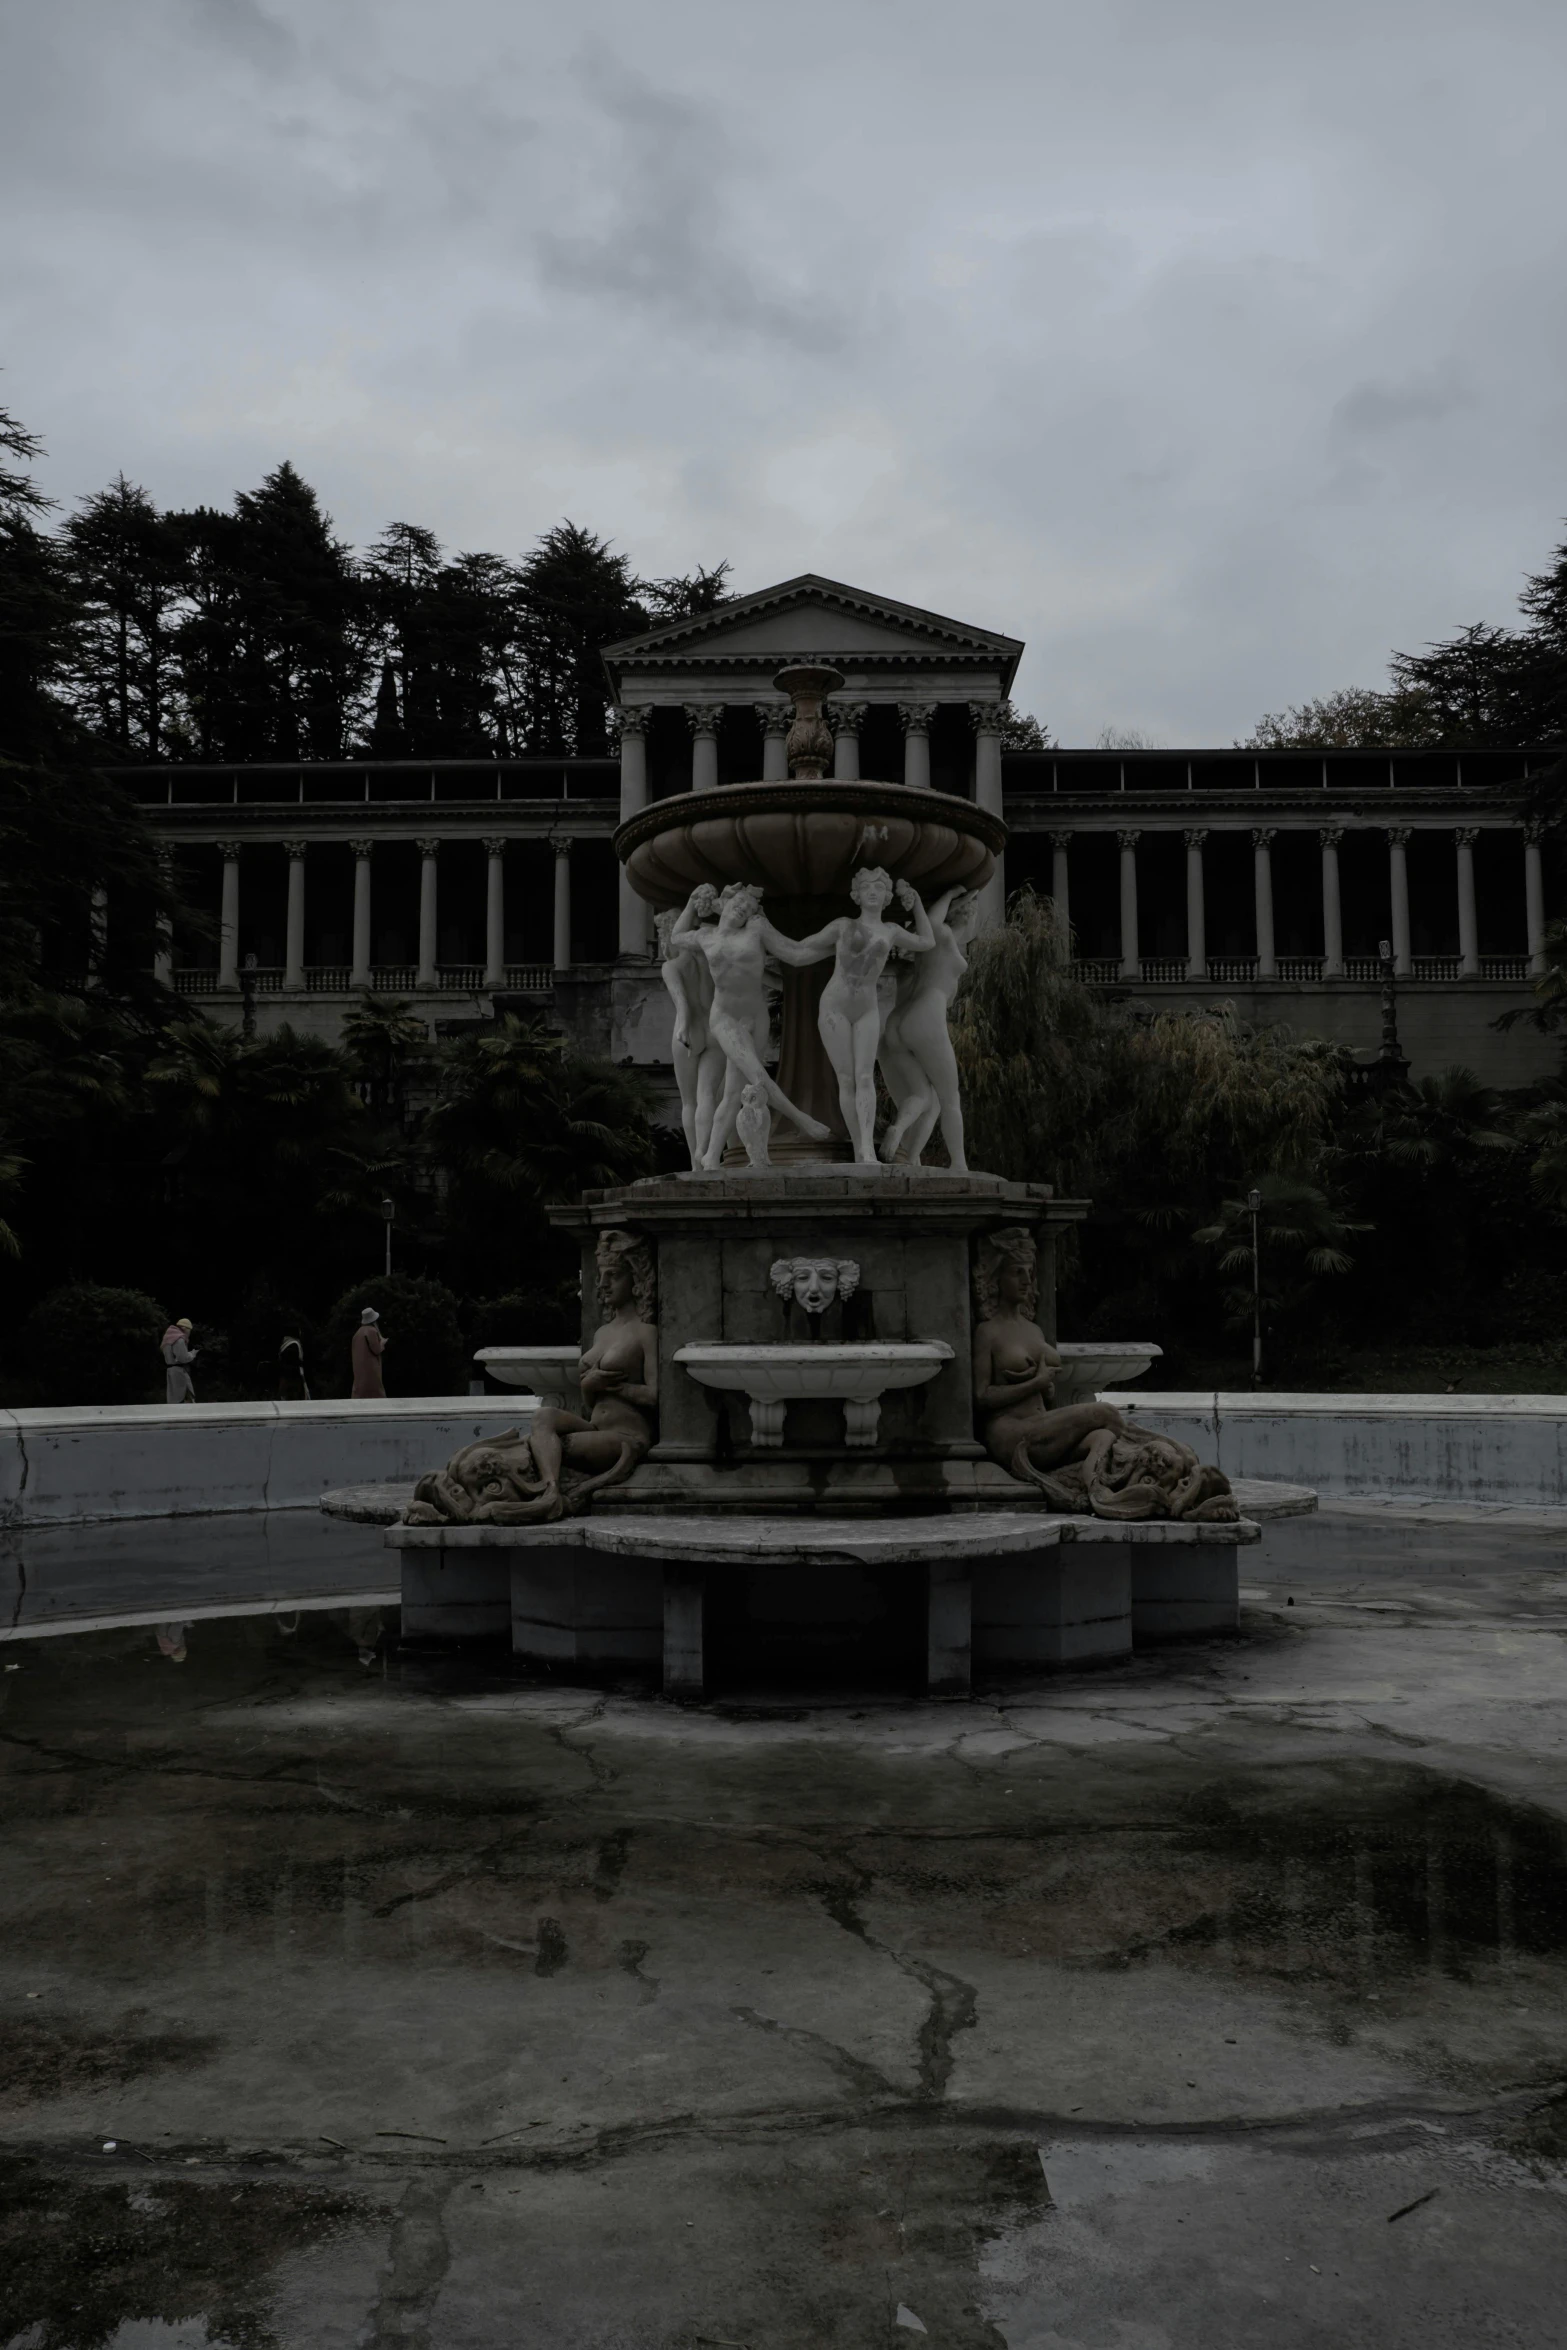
[473,1346,582,1409]
[614,778,1001,910]
[675,1340,953,1450]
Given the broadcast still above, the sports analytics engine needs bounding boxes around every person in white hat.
[350,1307,387,1399]
[161,1318,198,1404]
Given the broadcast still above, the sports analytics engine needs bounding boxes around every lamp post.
[1370,934,1410,1096]
[240,952,257,1042]
[380,1196,395,1278]
[1247,1187,1263,1389]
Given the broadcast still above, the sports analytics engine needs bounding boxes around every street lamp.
[1247,1187,1263,1388]
[380,1195,395,1278]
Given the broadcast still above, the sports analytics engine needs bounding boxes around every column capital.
[216,839,244,861]
[753,701,789,733]
[1318,825,1344,849]
[350,836,376,859]
[683,702,721,739]
[831,700,868,733]
[482,836,507,858]
[1049,828,1073,850]
[1387,826,1412,849]
[416,835,441,859]
[1524,818,1547,845]
[283,838,309,860]
[1251,826,1277,848]
[1116,828,1141,851]
[1183,827,1208,849]
[1455,826,1480,848]
[968,700,1004,735]
[898,702,934,736]
[610,703,653,737]
[553,835,573,859]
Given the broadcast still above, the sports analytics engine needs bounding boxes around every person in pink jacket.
[350,1308,387,1399]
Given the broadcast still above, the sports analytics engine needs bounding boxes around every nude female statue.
[670,881,833,1169]
[972,1229,1236,1520]
[526,1228,659,1516]
[787,867,934,1165]
[878,884,978,1170]
[657,890,724,1169]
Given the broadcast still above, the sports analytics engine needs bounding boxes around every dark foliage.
[20,1283,165,1405]
[320,1273,466,1398]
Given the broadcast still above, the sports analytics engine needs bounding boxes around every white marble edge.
[1123,1391,1567,1415]
[385,1512,1261,1556]
[0,1398,540,1434]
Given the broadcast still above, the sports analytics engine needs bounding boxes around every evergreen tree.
[60,475,183,757]
[513,521,646,754]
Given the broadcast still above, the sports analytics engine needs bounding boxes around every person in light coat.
[161,1319,198,1404]
[350,1308,387,1399]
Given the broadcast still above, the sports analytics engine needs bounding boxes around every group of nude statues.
[656,867,977,1172]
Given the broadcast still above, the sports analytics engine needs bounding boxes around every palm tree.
[1194,1175,1365,1338]
[341,992,430,1118]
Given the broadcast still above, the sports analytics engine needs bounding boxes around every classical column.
[416,836,440,988]
[1184,828,1207,980]
[1526,820,1547,974]
[283,840,307,992]
[970,702,1006,928]
[755,701,789,782]
[1387,827,1412,976]
[350,839,373,987]
[685,704,720,793]
[1455,826,1479,978]
[614,706,652,956]
[153,847,173,988]
[831,701,867,780]
[1319,827,1344,978]
[1252,827,1276,977]
[898,702,933,790]
[553,838,573,971]
[217,840,242,989]
[1050,829,1071,951]
[1117,828,1140,979]
[483,836,507,988]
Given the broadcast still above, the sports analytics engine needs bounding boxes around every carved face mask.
[771,1256,861,1314]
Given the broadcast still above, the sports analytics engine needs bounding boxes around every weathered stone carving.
[403,1229,657,1525]
[736,1083,772,1167]
[671,881,833,1168]
[657,892,724,1169]
[879,883,978,1170]
[784,868,933,1164]
[769,1256,861,1313]
[972,1229,1236,1521]
[775,662,843,779]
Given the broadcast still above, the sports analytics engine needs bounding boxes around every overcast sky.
[4,0,1565,743]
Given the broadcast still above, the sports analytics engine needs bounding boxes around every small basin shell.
[474,1347,583,1407]
[675,1341,954,1450]
[1053,1343,1163,1408]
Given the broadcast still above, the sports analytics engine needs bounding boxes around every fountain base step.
[387,1510,1263,1699]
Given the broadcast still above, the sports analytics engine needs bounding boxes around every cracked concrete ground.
[2,1505,1566,2347]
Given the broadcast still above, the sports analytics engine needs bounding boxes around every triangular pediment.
[601,573,1022,689]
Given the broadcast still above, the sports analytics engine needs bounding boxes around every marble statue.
[788,868,934,1165]
[658,892,725,1171]
[671,881,833,1169]
[972,1228,1237,1521]
[403,1229,658,1526]
[769,1256,861,1313]
[736,1083,772,1168]
[878,885,978,1171]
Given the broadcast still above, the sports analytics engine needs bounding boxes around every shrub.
[321,1273,466,1397]
[18,1282,166,1406]
[466,1286,578,1353]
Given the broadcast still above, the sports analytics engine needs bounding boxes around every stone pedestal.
[551,1169,1087,1513]
[389,1513,1255,1696]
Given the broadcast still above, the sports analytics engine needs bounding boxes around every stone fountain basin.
[615,778,1001,909]
[474,1346,582,1407]
[1053,1343,1163,1408]
[675,1340,954,1450]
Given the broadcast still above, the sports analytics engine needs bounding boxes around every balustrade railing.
[504,965,554,991]
[1070,957,1121,983]
[371,968,417,993]
[1139,958,1188,983]
[1206,957,1258,982]
[1275,956,1324,981]
[1481,956,1530,980]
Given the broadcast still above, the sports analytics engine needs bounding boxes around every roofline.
[600,571,1024,694]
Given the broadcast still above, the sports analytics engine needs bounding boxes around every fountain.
[381,668,1265,1695]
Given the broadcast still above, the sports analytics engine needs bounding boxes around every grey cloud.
[534,45,849,356]
[1332,376,1468,438]
[180,0,296,71]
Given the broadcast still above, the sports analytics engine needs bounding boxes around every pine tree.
[513,522,646,755]
[60,475,183,757]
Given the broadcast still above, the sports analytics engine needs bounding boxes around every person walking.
[350,1307,387,1399]
[278,1334,311,1401]
[161,1318,199,1404]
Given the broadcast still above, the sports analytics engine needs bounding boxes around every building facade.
[121,574,1559,1091]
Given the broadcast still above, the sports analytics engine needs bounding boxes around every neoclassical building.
[123,574,1558,1096]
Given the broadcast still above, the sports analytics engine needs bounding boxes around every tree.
[513,522,647,755]
[60,475,183,757]
[999,701,1053,750]
[1241,685,1442,751]
[1194,1176,1363,1340]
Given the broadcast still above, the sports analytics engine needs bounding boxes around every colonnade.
[198,834,577,992]
[1048,821,1548,979]
[613,696,1007,952]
